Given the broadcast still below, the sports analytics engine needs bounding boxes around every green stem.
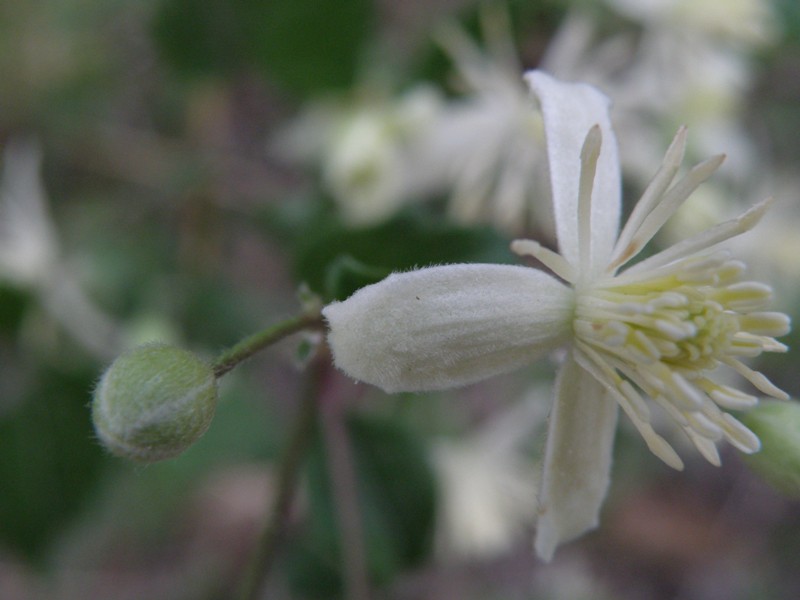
[237,358,324,600]
[213,310,324,378]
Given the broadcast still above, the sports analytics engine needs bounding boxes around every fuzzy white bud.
[92,343,218,462]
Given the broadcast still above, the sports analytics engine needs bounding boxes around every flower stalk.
[213,309,324,378]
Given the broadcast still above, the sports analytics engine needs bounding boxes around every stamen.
[511,239,577,283]
[723,357,789,400]
[685,410,724,440]
[716,260,747,284]
[685,430,722,466]
[623,198,773,277]
[610,151,725,273]
[760,338,789,353]
[651,394,690,426]
[574,346,684,470]
[639,423,684,470]
[610,126,687,271]
[715,282,774,312]
[655,319,695,341]
[738,312,792,337]
[705,383,759,410]
[720,413,761,453]
[574,344,650,422]
[577,125,602,276]
[669,372,708,410]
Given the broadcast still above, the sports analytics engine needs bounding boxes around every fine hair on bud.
[92,343,218,462]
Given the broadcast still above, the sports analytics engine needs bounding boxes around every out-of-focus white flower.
[432,391,546,559]
[606,0,777,46]
[276,7,547,233]
[423,7,545,232]
[0,139,59,285]
[277,86,444,226]
[612,30,757,186]
[323,72,790,560]
[0,139,120,359]
[544,0,776,190]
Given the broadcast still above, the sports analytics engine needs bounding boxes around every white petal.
[323,264,573,393]
[525,70,621,275]
[535,354,618,561]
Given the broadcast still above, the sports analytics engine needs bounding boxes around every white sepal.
[525,70,621,276]
[323,264,574,393]
[535,353,618,561]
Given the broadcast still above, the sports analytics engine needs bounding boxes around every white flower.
[433,438,537,559]
[432,391,546,559]
[423,7,545,232]
[605,0,777,46]
[0,139,59,285]
[275,86,444,226]
[322,71,790,560]
[543,0,775,189]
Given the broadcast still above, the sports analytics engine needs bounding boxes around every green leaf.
[742,400,800,497]
[0,284,31,336]
[323,255,391,302]
[288,209,515,301]
[287,413,436,597]
[0,365,106,561]
[244,0,374,94]
[152,0,375,92]
[152,0,250,78]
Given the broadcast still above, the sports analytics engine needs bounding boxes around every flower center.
[576,257,742,374]
[571,250,789,469]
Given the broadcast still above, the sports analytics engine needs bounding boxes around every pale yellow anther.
[739,312,792,337]
[510,239,577,283]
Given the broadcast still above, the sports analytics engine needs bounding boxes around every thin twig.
[237,358,324,600]
[213,311,323,378]
[320,369,371,600]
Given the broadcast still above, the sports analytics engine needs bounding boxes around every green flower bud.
[741,400,800,497]
[92,343,218,462]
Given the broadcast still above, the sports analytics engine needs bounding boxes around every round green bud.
[741,400,800,497]
[92,343,218,462]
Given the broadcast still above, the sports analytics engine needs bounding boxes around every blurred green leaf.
[285,209,515,301]
[245,0,374,94]
[152,0,374,92]
[0,284,32,336]
[287,413,436,597]
[742,400,800,497]
[775,0,800,43]
[152,0,250,78]
[0,364,106,561]
[323,255,391,302]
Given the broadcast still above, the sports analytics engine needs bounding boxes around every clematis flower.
[322,71,790,560]
[275,85,445,226]
[424,6,545,232]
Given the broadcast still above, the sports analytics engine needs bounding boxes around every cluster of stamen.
[573,251,789,469]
